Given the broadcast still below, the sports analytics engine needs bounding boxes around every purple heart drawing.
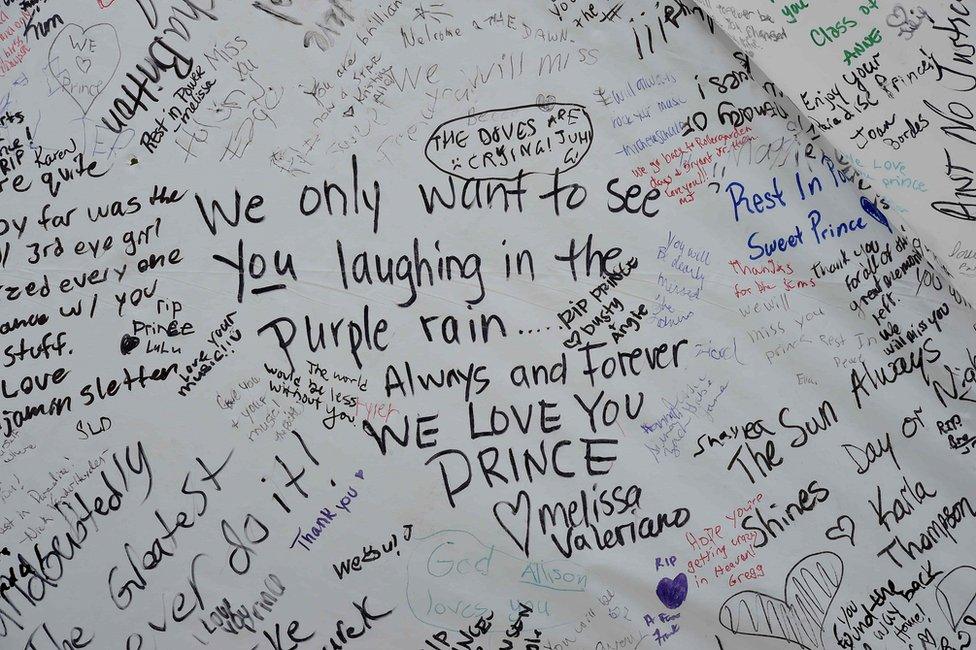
[48,23,120,115]
[657,573,688,609]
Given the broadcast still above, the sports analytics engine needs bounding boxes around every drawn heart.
[48,23,120,114]
[719,552,844,650]
[120,334,140,355]
[493,490,530,557]
[825,515,856,546]
[860,196,891,233]
[355,469,364,480]
[657,573,688,609]
[536,93,557,111]
[936,565,976,631]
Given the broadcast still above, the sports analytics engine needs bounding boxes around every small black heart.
[825,515,856,546]
[493,490,531,557]
[120,334,139,355]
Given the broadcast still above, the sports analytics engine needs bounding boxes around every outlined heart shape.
[657,573,688,609]
[48,23,120,115]
[825,515,856,546]
[493,490,530,557]
[719,552,844,650]
[936,565,976,631]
